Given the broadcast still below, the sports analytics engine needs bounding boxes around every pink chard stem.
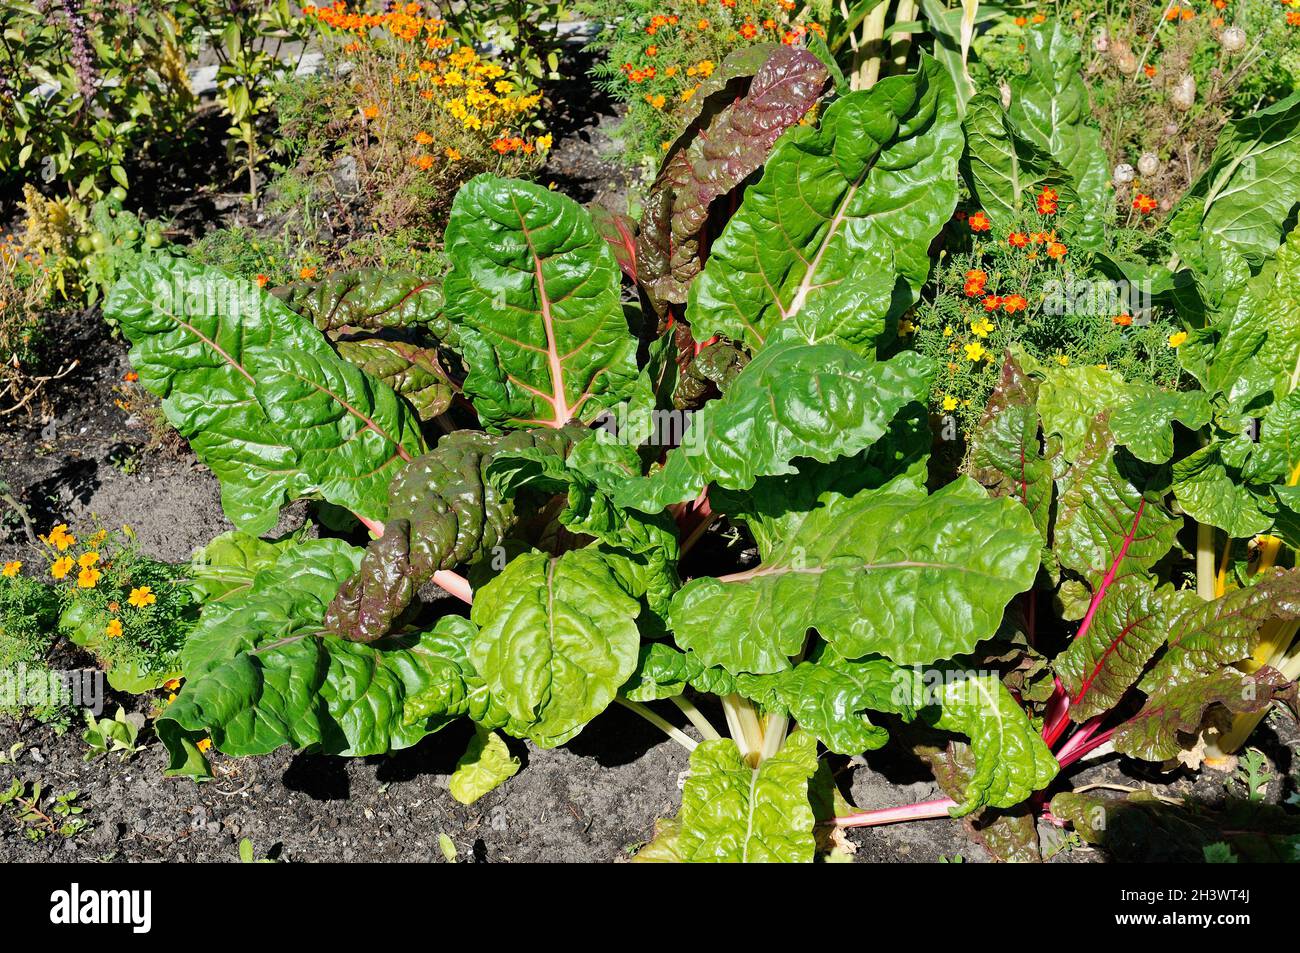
[834,798,957,829]
[356,513,474,605]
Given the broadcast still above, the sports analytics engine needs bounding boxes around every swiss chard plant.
[98,25,1300,862]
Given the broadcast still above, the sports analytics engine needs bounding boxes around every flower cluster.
[301,3,549,175]
[589,0,819,166]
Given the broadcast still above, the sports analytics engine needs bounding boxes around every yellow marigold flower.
[970,316,995,338]
[51,556,74,579]
[128,586,157,608]
[78,551,100,569]
[898,318,916,335]
[964,342,987,362]
[42,524,76,552]
[1057,354,1071,366]
[536,133,553,151]
[943,325,954,337]
[942,395,959,411]
[167,693,177,704]
[106,619,123,638]
[163,677,182,691]
[77,566,102,589]
[2,560,20,577]
[197,738,213,753]
[1168,331,1188,347]
[90,529,107,546]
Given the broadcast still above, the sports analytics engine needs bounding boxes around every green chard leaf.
[469,548,642,748]
[687,55,962,348]
[962,89,1078,237]
[1169,91,1300,296]
[105,257,428,533]
[919,669,1059,815]
[623,643,737,702]
[448,725,521,804]
[1005,23,1110,249]
[444,175,639,430]
[157,546,485,776]
[643,731,819,863]
[615,343,933,513]
[669,476,1041,673]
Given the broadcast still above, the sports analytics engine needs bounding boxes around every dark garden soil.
[1,47,1296,866]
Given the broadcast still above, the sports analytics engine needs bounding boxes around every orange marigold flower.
[965,268,988,285]
[1144,64,1157,77]
[1031,13,1046,23]
[741,22,758,39]
[413,153,435,169]
[1015,16,1027,25]
[1008,231,1029,248]
[1036,187,1059,215]
[105,619,123,638]
[1113,313,1134,326]
[968,211,992,232]
[1132,193,1158,214]
[299,266,318,280]
[982,295,1002,311]
[255,274,269,288]
[363,104,380,119]
[124,371,140,382]
[1003,294,1028,313]
[1289,11,1300,24]
[445,147,462,161]
[1180,7,1195,19]
[1046,241,1067,259]
[647,45,659,56]
[414,131,434,145]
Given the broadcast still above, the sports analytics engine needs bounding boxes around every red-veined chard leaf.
[1114,666,1297,762]
[967,353,1053,541]
[686,55,962,349]
[333,338,456,421]
[444,175,639,431]
[277,268,448,338]
[636,45,829,313]
[324,425,585,643]
[1141,568,1300,690]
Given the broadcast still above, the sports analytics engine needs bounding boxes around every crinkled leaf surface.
[444,175,639,430]
[469,548,641,748]
[1054,579,1169,721]
[448,725,521,804]
[967,354,1053,541]
[1142,569,1300,689]
[670,476,1040,672]
[158,545,482,775]
[1114,667,1294,761]
[1169,91,1300,291]
[667,730,819,863]
[324,426,583,642]
[687,56,961,348]
[615,343,932,513]
[253,348,426,524]
[637,45,828,311]
[1054,421,1180,587]
[1005,23,1109,248]
[334,338,456,421]
[105,257,334,534]
[1172,443,1276,538]
[962,89,1078,236]
[622,643,737,702]
[924,669,1059,815]
[278,268,447,337]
